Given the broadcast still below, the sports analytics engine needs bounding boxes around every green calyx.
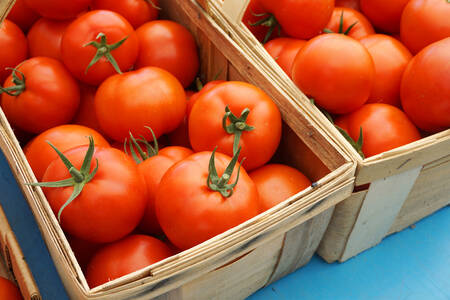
[323,11,358,36]
[83,32,128,75]
[0,68,26,97]
[249,12,281,43]
[207,147,244,197]
[125,126,159,164]
[222,106,255,155]
[336,125,365,159]
[26,136,99,222]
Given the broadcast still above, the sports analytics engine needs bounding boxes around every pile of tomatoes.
[245,0,450,158]
[0,0,315,289]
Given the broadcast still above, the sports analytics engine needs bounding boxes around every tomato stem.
[336,125,365,159]
[207,147,244,197]
[222,106,254,155]
[323,11,359,36]
[125,126,159,164]
[0,68,26,97]
[249,13,281,43]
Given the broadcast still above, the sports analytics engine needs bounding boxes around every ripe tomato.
[61,10,138,85]
[95,67,186,142]
[400,38,450,133]
[156,150,260,250]
[41,142,147,243]
[1,57,80,134]
[6,0,40,32]
[292,33,375,114]
[72,84,105,135]
[67,235,102,271]
[92,0,159,29]
[335,0,360,11]
[189,81,282,171]
[249,164,311,211]
[335,103,421,157]
[24,124,110,180]
[360,0,409,33]
[86,235,173,288]
[27,18,71,61]
[0,277,22,300]
[400,0,450,54]
[187,80,226,116]
[24,0,91,20]
[324,7,375,40]
[264,38,306,79]
[0,19,27,84]
[242,0,285,43]
[360,34,412,107]
[135,20,199,88]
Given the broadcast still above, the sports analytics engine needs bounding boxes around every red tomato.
[86,235,173,288]
[72,84,105,135]
[292,33,375,114]
[156,151,260,250]
[264,38,306,78]
[61,10,139,85]
[187,80,226,116]
[400,38,450,133]
[67,235,102,271]
[0,19,27,84]
[92,0,159,29]
[335,0,360,11]
[24,124,110,180]
[41,144,147,243]
[138,146,193,235]
[360,0,409,33]
[0,277,22,300]
[95,67,186,142]
[249,164,311,211]
[1,57,80,134]
[6,0,40,32]
[242,0,285,43]
[24,0,91,20]
[335,103,421,157]
[27,18,71,61]
[360,34,412,107]
[189,81,282,171]
[400,0,450,54]
[324,7,375,40]
[135,20,199,88]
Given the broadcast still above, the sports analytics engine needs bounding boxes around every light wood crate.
[0,0,355,298]
[200,0,450,262]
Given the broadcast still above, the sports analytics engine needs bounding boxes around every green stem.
[207,147,244,197]
[125,126,159,164]
[0,68,26,97]
[222,106,255,155]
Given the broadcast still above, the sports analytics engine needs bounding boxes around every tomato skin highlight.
[335,103,421,157]
[0,277,22,300]
[360,0,409,34]
[156,151,260,250]
[86,235,173,288]
[24,0,92,20]
[325,7,375,40]
[0,19,28,84]
[400,38,450,133]
[292,33,375,114]
[264,38,306,79]
[42,145,148,243]
[95,66,186,142]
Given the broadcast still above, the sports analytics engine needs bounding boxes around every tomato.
[335,0,360,11]
[156,150,260,250]
[263,38,306,79]
[249,164,311,211]
[324,7,374,40]
[135,20,199,88]
[6,0,40,32]
[72,84,105,135]
[335,103,421,157]
[95,66,186,142]
[61,10,139,85]
[0,277,22,300]
[360,0,409,33]
[92,0,159,29]
[24,124,110,180]
[86,235,173,288]
[0,19,27,84]
[400,0,450,54]
[186,80,226,116]
[360,34,412,107]
[242,0,285,43]
[24,0,91,20]
[27,18,71,61]
[400,38,450,133]
[67,235,102,271]
[40,141,147,243]
[1,57,80,134]
[189,81,282,171]
[292,33,375,114]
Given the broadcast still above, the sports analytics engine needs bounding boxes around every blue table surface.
[0,151,449,300]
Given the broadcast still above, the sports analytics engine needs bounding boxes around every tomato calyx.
[323,11,358,35]
[125,127,159,164]
[83,32,128,75]
[27,136,99,222]
[222,106,255,155]
[0,68,26,97]
[207,147,244,197]
[336,126,365,159]
[249,12,281,43]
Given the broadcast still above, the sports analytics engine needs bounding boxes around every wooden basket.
[200,0,450,262]
[0,0,355,299]
[0,204,40,300]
